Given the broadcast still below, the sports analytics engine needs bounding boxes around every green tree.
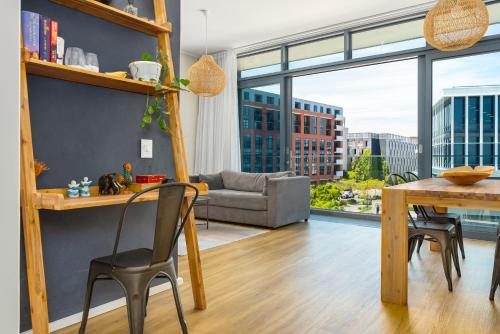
[310,183,345,210]
[350,149,389,181]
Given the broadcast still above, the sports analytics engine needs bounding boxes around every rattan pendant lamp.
[188,9,226,97]
[424,0,489,52]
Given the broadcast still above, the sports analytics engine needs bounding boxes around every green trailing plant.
[138,51,190,134]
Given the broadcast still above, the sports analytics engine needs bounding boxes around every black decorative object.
[96,0,113,5]
[98,173,122,195]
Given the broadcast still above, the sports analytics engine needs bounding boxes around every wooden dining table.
[381,177,500,305]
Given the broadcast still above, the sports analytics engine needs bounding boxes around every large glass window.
[294,59,418,213]
[432,52,500,229]
[487,2,500,36]
[288,36,344,69]
[352,19,425,58]
[239,83,283,173]
[238,49,281,78]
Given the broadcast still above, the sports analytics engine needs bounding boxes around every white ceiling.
[181,0,435,56]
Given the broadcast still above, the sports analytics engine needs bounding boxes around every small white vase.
[128,61,162,82]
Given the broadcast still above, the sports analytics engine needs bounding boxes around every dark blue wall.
[20,0,180,331]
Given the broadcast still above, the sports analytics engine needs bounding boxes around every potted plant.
[136,51,190,133]
[129,53,162,82]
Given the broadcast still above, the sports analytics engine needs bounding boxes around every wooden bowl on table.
[439,166,495,185]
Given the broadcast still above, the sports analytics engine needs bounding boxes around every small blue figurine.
[80,177,92,197]
[67,180,80,198]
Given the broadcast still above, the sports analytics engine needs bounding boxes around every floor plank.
[55,220,500,334]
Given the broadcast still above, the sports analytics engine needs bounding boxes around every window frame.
[237,0,500,238]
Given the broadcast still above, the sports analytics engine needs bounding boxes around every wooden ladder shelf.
[20,1,206,333]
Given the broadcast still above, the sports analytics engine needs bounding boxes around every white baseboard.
[21,277,183,334]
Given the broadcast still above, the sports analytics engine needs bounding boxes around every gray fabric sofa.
[190,170,310,228]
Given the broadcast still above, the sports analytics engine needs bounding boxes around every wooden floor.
[56,220,500,334]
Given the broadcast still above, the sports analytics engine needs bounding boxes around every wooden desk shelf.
[21,1,207,331]
[25,58,178,95]
[50,0,172,36]
[34,183,208,211]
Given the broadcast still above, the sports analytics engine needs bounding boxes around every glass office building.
[432,86,500,177]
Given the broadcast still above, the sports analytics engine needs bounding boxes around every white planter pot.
[128,61,162,82]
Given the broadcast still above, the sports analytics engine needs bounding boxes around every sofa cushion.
[199,173,224,190]
[221,170,292,193]
[208,189,267,211]
[263,171,294,195]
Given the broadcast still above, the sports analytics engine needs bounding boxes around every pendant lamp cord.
[202,9,208,55]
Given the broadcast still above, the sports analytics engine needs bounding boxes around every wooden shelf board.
[50,0,172,36]
[34,183,208,211]
[25,58,178,95]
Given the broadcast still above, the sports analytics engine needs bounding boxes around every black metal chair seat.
[93,248,155,270]
[410,220,456,232]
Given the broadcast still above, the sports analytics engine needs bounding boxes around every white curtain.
[194,50,241,174]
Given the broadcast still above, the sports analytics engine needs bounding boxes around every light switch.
[141,139,153,158]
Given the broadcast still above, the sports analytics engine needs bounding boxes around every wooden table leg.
[381,188,408,305]
[430,206,447,252]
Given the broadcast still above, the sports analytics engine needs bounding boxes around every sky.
[292,59,419,137]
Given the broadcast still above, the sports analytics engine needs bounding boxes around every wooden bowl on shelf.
[439,166,495,185]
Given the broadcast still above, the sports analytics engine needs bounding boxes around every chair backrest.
[388,173,406,186]
[388,174,417,228]
[402,171,431,219]
[404,171,419,182]
[111,182,199,268]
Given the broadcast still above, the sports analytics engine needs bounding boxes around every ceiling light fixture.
[424,0,489,52]
[188,9,226,97]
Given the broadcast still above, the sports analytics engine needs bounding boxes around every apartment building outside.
[291,98,346,183]
[348,132,418,176]
[432,86,500,176]
[239,88,347,182]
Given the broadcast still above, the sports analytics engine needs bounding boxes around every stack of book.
[22,10,60,63]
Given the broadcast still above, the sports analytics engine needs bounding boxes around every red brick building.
[240,89,346,183]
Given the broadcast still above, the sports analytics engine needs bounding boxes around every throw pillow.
[199,173,224,190]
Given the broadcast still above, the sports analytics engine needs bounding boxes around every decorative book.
[21,11,40,59]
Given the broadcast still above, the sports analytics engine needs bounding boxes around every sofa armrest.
[267,176,310,228]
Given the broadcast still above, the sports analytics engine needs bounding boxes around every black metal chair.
[490,224,500,300]
[79,182,198,334]
[388,174,460,291]
[404,171,465,259]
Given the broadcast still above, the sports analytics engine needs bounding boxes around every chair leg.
[408,237,417,262]
[456,221,466,259]
[416,236,424,254]
[144,286,150,317]
[490,238,500,300]
[79,268,97,334]
[165,263,188,334]
[451,237,461,277]
[436,235,453,292]
[123,279,148,334]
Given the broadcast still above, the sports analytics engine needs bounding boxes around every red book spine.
[50,21,58,63]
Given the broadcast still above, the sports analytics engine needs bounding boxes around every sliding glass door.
[238,82,288,173]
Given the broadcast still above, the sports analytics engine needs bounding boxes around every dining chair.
[404,171,465,259]
[388,174,460,291]
[79,182,198,334]
[490,224,500,300]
